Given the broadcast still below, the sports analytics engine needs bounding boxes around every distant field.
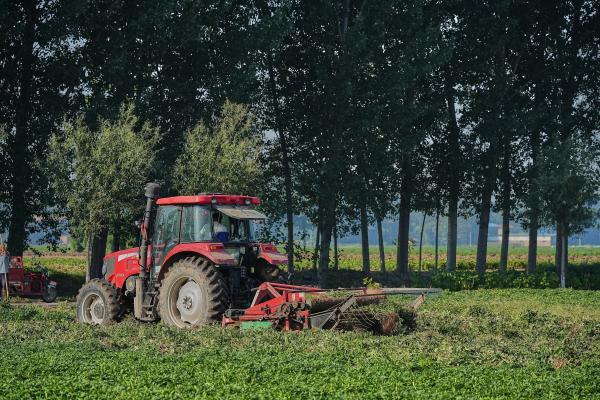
[295,244,600,272]
[14,245,600,299]
[1,289,598,399]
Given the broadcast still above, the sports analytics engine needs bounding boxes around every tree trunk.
[360,199,370,275]
[111,226,121,252]
[475,21,505,276]
[318,194,337,287]
[435,210,440,271]
[526,23,549,274]
[396,183,412,280]
[499,147,511,273]
[555,224,562,276]
[559,223,568,288]
[333,220,339,271]
[376,216,386,273]
[312,225,320,274]
[475,184,493,275]
[318,221,333,287]
[499,207,510,273]
[527,218,538,274]
[418,214,426,272]
[88,228,108,281]
[7,0,36,257]
[444,66,460,273]
[284,189,295,274]
[446,197,457,272]
[267,61,295,274]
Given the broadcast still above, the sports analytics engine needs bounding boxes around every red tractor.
[76,183,287,327]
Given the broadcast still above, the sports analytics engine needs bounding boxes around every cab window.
[181,205,212,242]
[152,205,181,267]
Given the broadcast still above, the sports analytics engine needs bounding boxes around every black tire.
[76,279,120,325]
[158,257,228,328]
[42,286,58,303]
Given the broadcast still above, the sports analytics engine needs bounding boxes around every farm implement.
[222,282,439,334]
[76,183,439,334]
[0,248,58,303]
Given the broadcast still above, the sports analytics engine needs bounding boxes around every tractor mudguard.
[257,244,288,266]
[103,243,237,289]
[162,243,237,267]
[157,243,237,281]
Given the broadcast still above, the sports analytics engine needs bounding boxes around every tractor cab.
[150,194,285,279]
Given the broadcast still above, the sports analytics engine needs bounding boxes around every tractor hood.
[215,206,266,220]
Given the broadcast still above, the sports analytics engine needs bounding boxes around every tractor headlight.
[125,276,136,294]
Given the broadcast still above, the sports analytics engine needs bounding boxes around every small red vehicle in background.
[1,256,58,303]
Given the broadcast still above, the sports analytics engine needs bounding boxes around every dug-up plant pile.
[304,290,421,335]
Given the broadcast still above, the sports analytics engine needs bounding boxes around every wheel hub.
[175,280,204,325]
[182,295,193,310]
[84,295,106,324]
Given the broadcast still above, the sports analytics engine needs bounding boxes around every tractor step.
[240,321,273,330]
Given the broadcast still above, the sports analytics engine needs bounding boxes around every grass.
[0,289,599,399]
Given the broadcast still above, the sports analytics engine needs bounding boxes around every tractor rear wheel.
[76,279,120,325]
[158,257,228,328]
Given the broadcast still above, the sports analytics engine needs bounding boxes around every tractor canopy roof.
[156,194,261,207]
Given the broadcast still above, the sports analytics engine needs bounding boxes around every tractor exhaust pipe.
[134,182,160,319]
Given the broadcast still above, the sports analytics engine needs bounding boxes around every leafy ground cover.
[0,289,599,399]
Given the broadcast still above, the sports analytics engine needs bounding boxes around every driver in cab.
[202,212,228,241]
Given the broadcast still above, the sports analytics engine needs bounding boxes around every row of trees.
[1,0,599,286]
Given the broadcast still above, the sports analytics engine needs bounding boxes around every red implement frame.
[222,282,437,332]
[222,282,326,330]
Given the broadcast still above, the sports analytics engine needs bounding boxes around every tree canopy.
[0,0,598,286]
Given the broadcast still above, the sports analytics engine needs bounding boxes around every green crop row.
[0,289,599,399]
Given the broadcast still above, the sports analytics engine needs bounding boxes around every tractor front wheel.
[76,279,120,325]
[158,257,228,328]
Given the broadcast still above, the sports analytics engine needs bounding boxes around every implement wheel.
[158,257,228,328]
[76,279,120,325]
[42,286,58,303]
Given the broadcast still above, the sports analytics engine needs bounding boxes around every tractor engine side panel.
[102,248,143,289]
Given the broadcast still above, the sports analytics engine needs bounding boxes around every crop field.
[2,247,598,398]
[1,289,599,399]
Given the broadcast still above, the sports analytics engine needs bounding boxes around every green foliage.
[362,276,381,289]
[49,103,160,238]
[536,133,600,234]
[174,101,262,195]
[1,289,599,399]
